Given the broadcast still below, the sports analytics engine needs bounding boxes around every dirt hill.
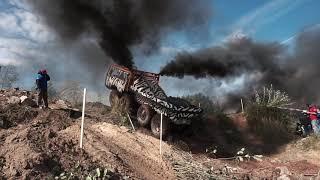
[0,89,320,179]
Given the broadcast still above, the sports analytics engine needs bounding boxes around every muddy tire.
[119,93,134,115]
[137,105,154,127]
[151,114,170,139]
[109,90,119,107]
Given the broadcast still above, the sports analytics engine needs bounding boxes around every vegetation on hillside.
[246,85,296,143]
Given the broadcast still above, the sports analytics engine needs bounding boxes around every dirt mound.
[0,90,123,179]
[60,122,175,179]
[0,104,38,129]
[1,89,320,179]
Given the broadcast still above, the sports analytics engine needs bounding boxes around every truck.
[105,64,203,138]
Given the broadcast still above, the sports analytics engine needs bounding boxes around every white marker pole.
[241,98,244,113]
[127,113,135,131]
[80,88,87,149]
[160,113,163,155]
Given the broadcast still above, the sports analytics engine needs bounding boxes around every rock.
[274,166,291,180]
[20,96,28,102]
[55,100,71,108]
[20,97,37,108]
[7,96,20,104]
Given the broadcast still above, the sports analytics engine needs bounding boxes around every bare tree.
[59,81,83,105]
[0,65,19,89]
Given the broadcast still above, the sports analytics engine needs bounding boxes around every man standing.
[36,69,50,109]
[306,104,320,135]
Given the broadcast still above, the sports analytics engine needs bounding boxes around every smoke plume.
[26,0,213,68]
[160,38,284,79]
[160,28,320,104]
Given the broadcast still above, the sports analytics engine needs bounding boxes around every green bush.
[246,105,295,143]
[246,85,295,144]
[251,84,293,107]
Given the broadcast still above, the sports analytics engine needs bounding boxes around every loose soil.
[0,89,320,179]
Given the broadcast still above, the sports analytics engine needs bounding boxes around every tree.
[0,65,19,88]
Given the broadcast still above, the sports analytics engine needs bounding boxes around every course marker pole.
[127,113,135,131]
[241,98,244,113]
[160,113,163,155]
[80,88,86,149]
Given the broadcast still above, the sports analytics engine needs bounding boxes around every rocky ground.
[0,88,320,179]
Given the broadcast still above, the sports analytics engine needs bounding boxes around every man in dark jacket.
[36,69,50,108]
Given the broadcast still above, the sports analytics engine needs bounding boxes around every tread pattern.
[130,77,202,124]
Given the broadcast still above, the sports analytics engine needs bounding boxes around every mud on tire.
[119,93,135,115]
[137,104,154,127]
[151,114,170,139]
[109,90,120,107]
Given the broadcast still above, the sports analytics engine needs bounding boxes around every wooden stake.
[80,88,86,149]
[160,113,163,155]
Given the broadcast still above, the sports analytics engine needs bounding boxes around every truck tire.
[119,93,134,115]
[137,104,154,127]
[109,90,119,107]
[151,114,170,139]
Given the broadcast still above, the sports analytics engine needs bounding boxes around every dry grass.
[294,135,320,150]
[164,149,220,180]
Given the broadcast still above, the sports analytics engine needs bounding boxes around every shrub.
[246,85,295,144]
[252,84,293,107]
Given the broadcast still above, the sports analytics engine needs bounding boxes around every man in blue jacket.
[36,69,50,108]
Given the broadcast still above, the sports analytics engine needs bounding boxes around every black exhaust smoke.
[160,38,284,79]
[26,0,213,68]
[161,28,320,104]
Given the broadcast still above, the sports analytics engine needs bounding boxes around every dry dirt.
[1,89,320,180]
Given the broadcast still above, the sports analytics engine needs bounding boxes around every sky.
[136,0,320,72]
[0,0,320,100]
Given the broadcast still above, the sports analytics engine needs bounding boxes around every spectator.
[36,69,50,109]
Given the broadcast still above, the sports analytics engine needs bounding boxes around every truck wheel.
[137,104,154,127]
[151,114,170,139]
[120,93,134,115]
[109,90,119,107]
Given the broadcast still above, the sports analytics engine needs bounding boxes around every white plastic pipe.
[160,113,163,155]
[127,113,135,131]
[241,98,244,113]
[80,88,86,149]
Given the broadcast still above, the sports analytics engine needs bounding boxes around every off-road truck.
[105,64,203,138]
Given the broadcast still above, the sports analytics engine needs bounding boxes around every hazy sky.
[0,0,319,99]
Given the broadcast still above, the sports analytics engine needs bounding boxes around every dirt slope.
[61,123,176,180]
[1,89,320,179]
